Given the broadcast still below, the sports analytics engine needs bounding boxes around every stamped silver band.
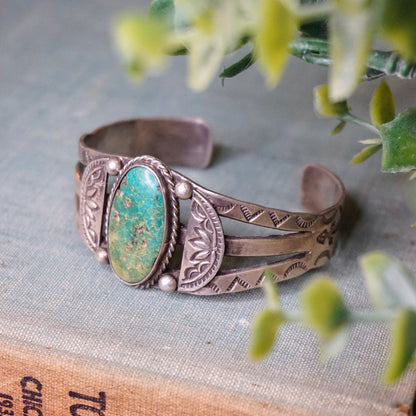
[75,118,345,295]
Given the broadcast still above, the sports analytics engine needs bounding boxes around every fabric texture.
[0,1,415,415]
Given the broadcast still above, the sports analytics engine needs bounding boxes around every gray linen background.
[0,1,415,414]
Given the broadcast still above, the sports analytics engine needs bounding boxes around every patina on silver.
[75,118,346,295]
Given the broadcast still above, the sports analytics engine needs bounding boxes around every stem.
[290,38,329,67]
[340,112,380,135]
[290,37,416,79]
[367,50,416,79]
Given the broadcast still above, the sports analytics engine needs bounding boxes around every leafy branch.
[113,0,416,175]
[250,252,416,384]
[114,0,416,99]
[221,38,416,83]
[314,80,416,173]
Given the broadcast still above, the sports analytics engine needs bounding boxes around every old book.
[1,335,292,416]
[1,302,415,416]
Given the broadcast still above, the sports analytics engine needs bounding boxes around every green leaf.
[255,0,297,87]
[250,309,284,360]
[370,80,396,127]
[114,14,169,81]
[360,251,416,311]
[331,121,346,135]
[148,0,175,29]
[379,109,416,173]
[328,1,380,101]
[384,309,416,383]
[380,0,416,62]
[301,277,349,338]
[219,52,255,83]
[313,85,348,118]
[350,144,382,165]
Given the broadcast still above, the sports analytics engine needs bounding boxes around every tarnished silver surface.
[178,190,225,293]
[78,157,109,253]
[75,118,345,295]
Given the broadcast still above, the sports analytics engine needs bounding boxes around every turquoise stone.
[108,166,165,284]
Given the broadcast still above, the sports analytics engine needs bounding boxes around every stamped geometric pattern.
[77,143,345,295]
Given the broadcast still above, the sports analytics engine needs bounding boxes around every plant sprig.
[314,80,416,173]
[250,251,416,384]
[114,0,416,99]
[113,1,416,176]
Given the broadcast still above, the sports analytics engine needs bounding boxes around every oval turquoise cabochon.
[108,166,166,284]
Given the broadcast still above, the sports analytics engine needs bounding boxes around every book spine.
[0,384,106,416]
[0,335,297,416]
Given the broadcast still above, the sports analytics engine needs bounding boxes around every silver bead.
[158,274,177,292]
[175,181,193,200]
[95,247,109,264]
[106,158,122,176]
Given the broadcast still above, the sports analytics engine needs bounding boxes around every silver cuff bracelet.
[75,118,345,296]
